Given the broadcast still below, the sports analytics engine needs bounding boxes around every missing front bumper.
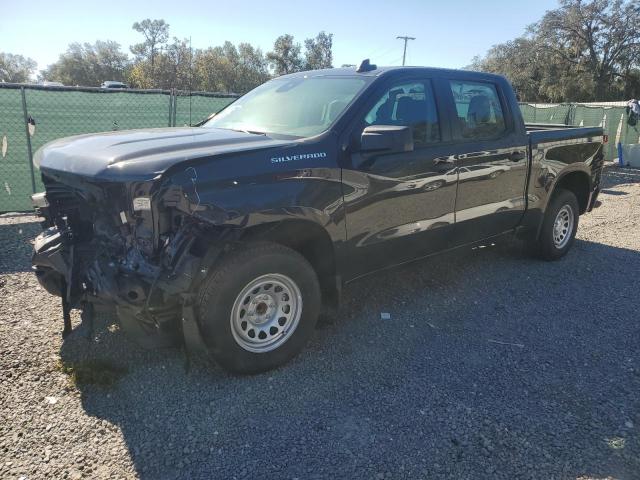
[32,228,70,297]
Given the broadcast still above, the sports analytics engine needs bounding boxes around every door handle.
[509,151,526,162]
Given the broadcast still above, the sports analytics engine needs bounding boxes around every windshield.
[204,76,367,138]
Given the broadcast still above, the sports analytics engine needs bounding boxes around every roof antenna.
[356,59,377,73]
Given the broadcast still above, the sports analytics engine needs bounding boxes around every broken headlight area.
[31,174,214,349]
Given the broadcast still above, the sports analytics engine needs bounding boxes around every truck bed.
[526,123,604,144]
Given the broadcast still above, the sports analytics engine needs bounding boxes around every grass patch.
[56,359,128,387]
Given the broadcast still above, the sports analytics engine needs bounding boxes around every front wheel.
[422,179,446,191]
[197,243,321,374]
[535,188,579,260]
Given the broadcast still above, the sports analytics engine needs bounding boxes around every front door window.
[364,81,441,145]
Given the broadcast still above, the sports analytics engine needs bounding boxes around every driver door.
[341,77,459,279]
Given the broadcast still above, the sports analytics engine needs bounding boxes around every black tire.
[536,188,580,260]
[197,242,321,374]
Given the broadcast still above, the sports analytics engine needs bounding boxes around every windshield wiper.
[227,127,267,136]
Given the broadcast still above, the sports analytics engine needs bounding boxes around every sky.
[2,0,559,74]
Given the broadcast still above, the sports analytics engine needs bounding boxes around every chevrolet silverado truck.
[31,61,604,373]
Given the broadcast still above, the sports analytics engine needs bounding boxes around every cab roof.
[280,65,508,84]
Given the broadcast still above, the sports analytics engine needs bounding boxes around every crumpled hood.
[35,127,291,182]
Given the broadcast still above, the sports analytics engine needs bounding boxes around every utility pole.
[396,36,416,66]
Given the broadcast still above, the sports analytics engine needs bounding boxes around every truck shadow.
[59,237,640,480]
[602,165,640,187]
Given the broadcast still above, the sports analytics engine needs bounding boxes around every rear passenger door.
[445,79,528,243]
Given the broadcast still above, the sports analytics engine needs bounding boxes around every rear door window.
[449,80,506,140]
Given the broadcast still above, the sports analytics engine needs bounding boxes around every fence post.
[172,91,178,127]
[168,90,173,127]
[564,105,571,125]
[20,87,37,194]
[568,104,576,126]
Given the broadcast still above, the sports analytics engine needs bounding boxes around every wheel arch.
[237,219,340,307]
[552,170,591,214]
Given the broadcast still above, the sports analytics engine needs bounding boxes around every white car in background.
[458,164,510,181]
[390,164,511,193]
[100,81,129,89]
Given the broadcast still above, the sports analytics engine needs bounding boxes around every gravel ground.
[1,165,639,480]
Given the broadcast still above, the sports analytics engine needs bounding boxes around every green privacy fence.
[173,91,236,127]
[1,87,637,212]
[520,102,640,163]
[0,87,32,212]
[0,84,238,212]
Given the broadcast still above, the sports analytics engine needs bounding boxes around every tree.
[194,41,270,93]
[41,41,130,86]
[163,37,192,89]
[0,53,37,83]
[128,37,191,89]
[236,43,271,91]
[130,19,170,69]
[469,37,594,102]
[304,32,333,70]
[267,34,303,75]
[472,0,640,102]
[536,0,640,99]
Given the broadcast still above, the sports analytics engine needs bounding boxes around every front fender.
[160,164,347,242]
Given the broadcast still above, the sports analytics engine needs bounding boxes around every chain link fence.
[1,85,638,212]
[0,84,238,212]
[521,101,640,163]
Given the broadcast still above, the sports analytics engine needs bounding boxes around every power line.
[396,36,416,66]
[374,48,401,65]
[365,45,397,63]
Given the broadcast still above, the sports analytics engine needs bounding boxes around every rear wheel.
[197,243,321,373]
[535,188,579,260]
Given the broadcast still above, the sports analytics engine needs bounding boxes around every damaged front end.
[32,171,216,352]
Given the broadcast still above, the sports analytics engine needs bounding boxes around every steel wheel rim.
[230,273,303,353]
[423,180,443,191]
[553,205,574,249]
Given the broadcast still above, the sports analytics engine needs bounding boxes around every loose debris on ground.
[1,166,639,479]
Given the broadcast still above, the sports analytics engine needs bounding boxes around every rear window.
[449,80,506,140]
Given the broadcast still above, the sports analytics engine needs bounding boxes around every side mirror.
[360,125,414,154]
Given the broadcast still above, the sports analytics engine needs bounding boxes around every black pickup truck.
[31,62,604,373]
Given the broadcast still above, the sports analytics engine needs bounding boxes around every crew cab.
[31,62,604,373]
